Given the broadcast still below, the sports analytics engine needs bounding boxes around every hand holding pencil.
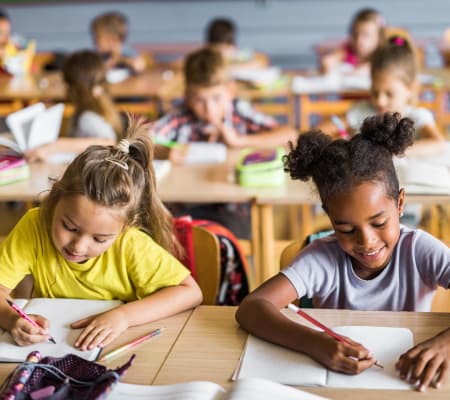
[288,304,382,374]
[6,299,56,345]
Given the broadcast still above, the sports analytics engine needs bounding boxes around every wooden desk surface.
[0,69,168,102]
[154,306,450,399]
[0,309,192,387]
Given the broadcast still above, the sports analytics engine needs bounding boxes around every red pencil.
[287,303,383,369]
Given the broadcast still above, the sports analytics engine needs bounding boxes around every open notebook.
[0,102,64,156]
[395,147,450,194]
[108,378,329,400]
[236,326,414,390]
[0,298,121,362]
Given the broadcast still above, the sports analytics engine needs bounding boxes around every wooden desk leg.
[260,204,277,284]
[250,200,260,290]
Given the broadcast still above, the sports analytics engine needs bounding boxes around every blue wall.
[5,0,450,69]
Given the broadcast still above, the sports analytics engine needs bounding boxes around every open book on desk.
[0,102,64,156]
[0,298,121,362]
[236,326,413,390]
[108,378,329,400]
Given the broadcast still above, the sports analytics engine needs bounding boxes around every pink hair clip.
[393,37,405,46]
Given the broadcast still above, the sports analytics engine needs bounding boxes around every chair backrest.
[279,240,302,269]
[192,225,221,305]
[279,239,450,312]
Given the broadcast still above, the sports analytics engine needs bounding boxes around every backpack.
[173,217,250,306]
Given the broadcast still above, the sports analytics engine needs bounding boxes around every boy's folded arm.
[221,125,298,148]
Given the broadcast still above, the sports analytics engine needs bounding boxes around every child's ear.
[397,188,405,217]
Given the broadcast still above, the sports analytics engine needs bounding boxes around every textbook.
[108,378,329,400]
[236,326,414,390]
[0,102,64,155]
[0,298,121,362]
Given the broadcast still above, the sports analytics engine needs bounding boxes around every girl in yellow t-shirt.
[0,118,202,351]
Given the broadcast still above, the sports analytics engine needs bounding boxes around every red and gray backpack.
[174,217,250,305]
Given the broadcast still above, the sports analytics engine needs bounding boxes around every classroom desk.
[0,309,193,387]
[154,306,450,399]
[0,152,448,288]
[0,68,169,103]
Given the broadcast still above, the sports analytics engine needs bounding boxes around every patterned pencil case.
[0,351,134,400]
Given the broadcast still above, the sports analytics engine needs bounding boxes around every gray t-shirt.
[72,111,116,140]
[281,226,450,312]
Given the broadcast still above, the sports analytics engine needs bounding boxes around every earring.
[400,212,404,217]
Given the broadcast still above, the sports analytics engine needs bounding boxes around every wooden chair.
[192,225,221,305]
[279,240,450,312]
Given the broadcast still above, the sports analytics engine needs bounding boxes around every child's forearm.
[115,277,202,327]
[236,296,322,355]
[229,126,298,149]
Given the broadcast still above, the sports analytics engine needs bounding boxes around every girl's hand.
[396,328,450,391]
[11,314,51,346]
[71,308,129,351]
[310,332,375,374]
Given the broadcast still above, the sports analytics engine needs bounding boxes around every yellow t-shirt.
[0,208,190,301]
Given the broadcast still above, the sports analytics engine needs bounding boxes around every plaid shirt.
[151,99,278,143]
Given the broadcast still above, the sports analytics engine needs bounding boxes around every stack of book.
[0,155,29,186]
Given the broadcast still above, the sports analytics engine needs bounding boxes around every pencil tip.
[49,338,57,344]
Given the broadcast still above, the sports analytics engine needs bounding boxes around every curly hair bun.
[284,130,333,181]
[359,112,414,155]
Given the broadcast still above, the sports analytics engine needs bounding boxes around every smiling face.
[51,195,125,263]
[325,182,404,279]
[370,70,413,115]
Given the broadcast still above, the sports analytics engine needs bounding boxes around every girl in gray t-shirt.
[236,112,450,392]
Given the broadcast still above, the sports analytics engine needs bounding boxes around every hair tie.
[393,37,405,46]
[104,157,129,170]
[117,139,130,154]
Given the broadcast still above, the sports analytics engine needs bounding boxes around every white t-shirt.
[346,102,435,138]
[72,111,116,139]
[281,225,450,312]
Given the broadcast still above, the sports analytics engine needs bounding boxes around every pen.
[331,115,350,140]
[6,299,56,344]
[287,304,383,369]
[98,327,164,362]
[153,137,181,148]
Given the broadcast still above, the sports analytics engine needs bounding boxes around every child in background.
[205,17,268,69]
[321,8,385,75]
[319,37,445,157]
[0,119,202,350]
[152,47,296,162]
[91,11,146,73]
[236,113,450,392]
[25,50,123,162]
